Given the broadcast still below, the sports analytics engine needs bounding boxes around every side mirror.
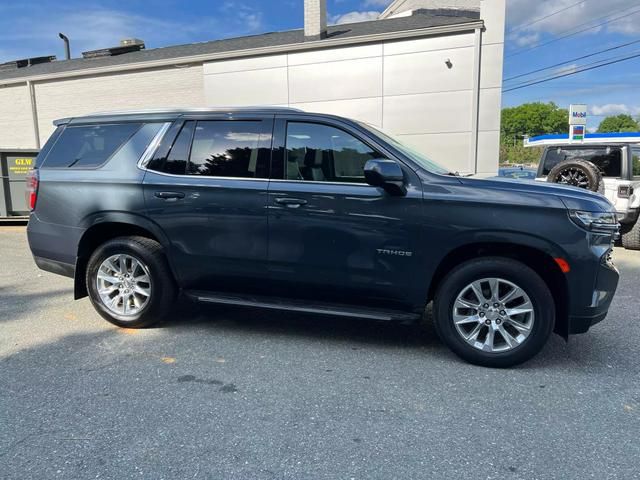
[364,159,407,196]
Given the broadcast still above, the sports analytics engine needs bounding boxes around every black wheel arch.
[426,241,570,339]
[74,214,176,299]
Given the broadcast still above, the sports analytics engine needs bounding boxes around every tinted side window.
[542,147,622,177]
[285,122,379,183]
[35,126,63,168]
[42,123,142,168]
[632,148,640,179]
[187,121,265,178]
[154,121,194,175]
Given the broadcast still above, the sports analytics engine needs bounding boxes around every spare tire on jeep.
[546,158,603,192]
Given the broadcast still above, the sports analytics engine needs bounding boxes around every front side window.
[187,121,265,178]
[285,122,379,183]
[42,123,142,168]
[542,147,622,177]
[632,147,640,179]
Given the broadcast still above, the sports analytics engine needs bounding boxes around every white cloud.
[0,1,265,62]
[553,63,580,76]
[589,104,639,116]
[330,11,381,25]
[586,126,598,133]
[506,0,640,46]
[363,0,394,7]
[511,32,539,47]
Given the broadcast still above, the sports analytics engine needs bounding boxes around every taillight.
[25,169,39,211]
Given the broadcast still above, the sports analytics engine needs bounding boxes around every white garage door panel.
[383,33,474,56]
[383,90,472,134]
[384,47,474,96]
[396,132,471,173]
[476,130,500,175]
[478,88,502,131]
[479,43,504,89]
[203,54,287,75]
[288,57,382,103]
[288,44,381,66]
[204,68,288,106]
[35,65,205,144]
[291,97,383,127]
[0,84,34,148]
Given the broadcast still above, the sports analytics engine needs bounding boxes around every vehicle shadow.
[160,299,606,370]
[161,298,445,352]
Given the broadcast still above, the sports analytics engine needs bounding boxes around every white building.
[0,0,505,175]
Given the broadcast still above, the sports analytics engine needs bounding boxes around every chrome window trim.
[139,168,373,187]
[137,122,172,170]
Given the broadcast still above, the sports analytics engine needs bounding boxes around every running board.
[185,290,420,322]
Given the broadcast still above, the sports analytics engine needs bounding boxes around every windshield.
[357,122,450,175]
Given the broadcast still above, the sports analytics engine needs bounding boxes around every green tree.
[498,102,568,165]
[597,114,639,133]
[501,102,568,145]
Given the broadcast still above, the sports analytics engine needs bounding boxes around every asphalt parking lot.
[1,225,639,479]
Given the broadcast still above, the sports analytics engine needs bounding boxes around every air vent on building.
[0,55,56,71]
[82,40,145,59]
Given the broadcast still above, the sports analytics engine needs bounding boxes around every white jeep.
[525,133,640,250]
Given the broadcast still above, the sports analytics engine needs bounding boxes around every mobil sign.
[569,104,587,125]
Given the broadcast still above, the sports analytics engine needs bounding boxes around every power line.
[504,38,640,82]
[506,5,640,58]
[503,49,640,92]
[507,0,587,34]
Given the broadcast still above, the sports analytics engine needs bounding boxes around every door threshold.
[184,290,420,322]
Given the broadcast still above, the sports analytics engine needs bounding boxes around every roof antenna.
[58,33,71,60]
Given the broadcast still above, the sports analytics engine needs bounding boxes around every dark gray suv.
[26,108,620,367]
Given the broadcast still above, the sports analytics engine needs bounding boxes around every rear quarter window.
[41,123,142,169]
[542,147,622,177]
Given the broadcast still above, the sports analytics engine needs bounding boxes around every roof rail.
[86,106,304,117]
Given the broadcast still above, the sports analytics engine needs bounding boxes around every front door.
[143,114,273,293]
[267,116,424,310]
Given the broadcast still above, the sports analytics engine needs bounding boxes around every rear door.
[142,114,273,292]
[266,114,425,310]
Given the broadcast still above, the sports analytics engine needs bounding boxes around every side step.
[185,290,421,322]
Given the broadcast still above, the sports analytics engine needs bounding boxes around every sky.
[1,0,639,131]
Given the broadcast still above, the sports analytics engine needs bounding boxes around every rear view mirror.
[364,159,407,196]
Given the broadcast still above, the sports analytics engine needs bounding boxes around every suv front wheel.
[433,257,555,368]
[86,236,176,328]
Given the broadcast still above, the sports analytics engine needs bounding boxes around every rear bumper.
[27,212,83,267]
[568,256,619,334]
[33,255,75,279]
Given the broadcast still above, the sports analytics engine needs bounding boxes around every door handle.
[275,197,307,208]
[154,191,185,200]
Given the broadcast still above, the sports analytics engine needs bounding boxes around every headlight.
[569,210,618,233]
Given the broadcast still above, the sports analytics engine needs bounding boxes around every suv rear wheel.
[86,236,176,328]
[433,257,554,368]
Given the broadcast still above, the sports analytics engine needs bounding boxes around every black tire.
[547,158,603,193]
[86,236,176,328]
[433,257,555,368]
[621,218,640,250]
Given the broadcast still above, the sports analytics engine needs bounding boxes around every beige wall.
[0,83,37,149]
[477,0,505,175]
[202,21,505,174]
[34,65,204,145]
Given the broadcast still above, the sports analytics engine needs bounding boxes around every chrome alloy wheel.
[96,254,152,317]
[452,278,535,353]
[555,167,590,189]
